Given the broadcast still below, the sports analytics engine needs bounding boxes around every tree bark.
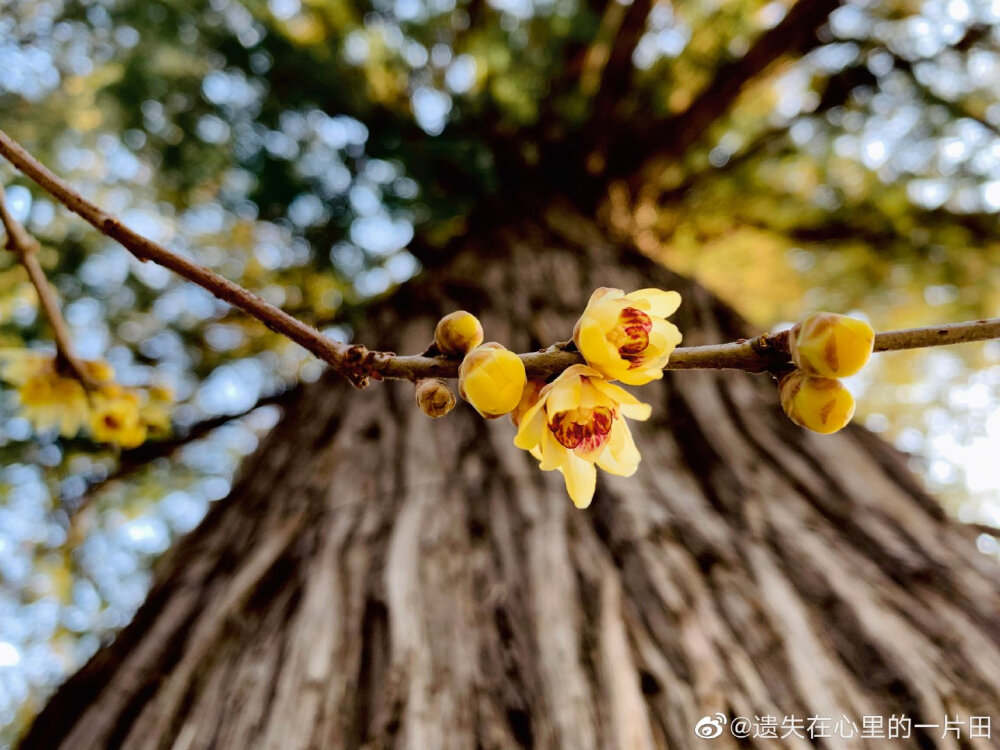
[21,202,1000,750]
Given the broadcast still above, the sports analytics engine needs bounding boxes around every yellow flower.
[89,386,147,448]
[514,364,651,508]
[435,311,485,356]
[0,349,50,385]
[140,384,175,438]
[789,312,874,378]
[779,371,856,434]
[458,342,527,418]
[17,373,89,437]
[0,351,115,437]
[82,358,115,384]
[573,287,683,385]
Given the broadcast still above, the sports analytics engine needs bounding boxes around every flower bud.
[82,358,115,384]
[458,342,526,418]
[435,311,484,357]
[779,371,855,434]
[510,379,546,427]
[789,312,874,378]
[415,378,456,418]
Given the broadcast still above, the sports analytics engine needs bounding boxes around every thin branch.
[0,130,371,384]
[968,523,1000,538]
[0,181,98,388]
[375,317,1000,380]
[2,129,999,388]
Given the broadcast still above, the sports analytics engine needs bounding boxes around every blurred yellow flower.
[458,342,527,418]
[0,351,115,437]
[17,374,89,437]
[88,386,147,448]
[789,312,874,378]
[513,364,651,508]
[779,371,856,434]
[573,287,683,385]
[140,384,175,438]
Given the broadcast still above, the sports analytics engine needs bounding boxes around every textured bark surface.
[22,203,1000,749]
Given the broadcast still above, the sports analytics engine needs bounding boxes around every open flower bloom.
[0,351,114,437]
[573,287,683,385]
[17,373,89,437]
[514,365,651,508]
[89,385,147,448]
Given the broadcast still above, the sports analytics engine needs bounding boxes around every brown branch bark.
[0,182,98,388]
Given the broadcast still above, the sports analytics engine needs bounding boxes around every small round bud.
[509,379,546,427]
[789,312,874,378]
[779,370,856,434]
[435,311,484,357]
[458,342,526,418]
[415,378,456,418]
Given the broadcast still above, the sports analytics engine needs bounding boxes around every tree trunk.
[21,201,1000,750]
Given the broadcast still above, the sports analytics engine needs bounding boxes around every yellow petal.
[547,372,584,414]
[597,422,641,477]
[576,318,619,366]
[615,366,662,386]
[586,287,624,307]
[650,319,683,350]
[591,379,652,420]
[514,401,546,450]
[561,454,597,508]
[625,289,681,318]
[539,427,568,471]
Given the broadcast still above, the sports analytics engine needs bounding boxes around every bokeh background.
[1,0,999,743]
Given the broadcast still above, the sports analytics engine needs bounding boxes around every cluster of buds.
[778,312,875,434]
[425,289,683,508]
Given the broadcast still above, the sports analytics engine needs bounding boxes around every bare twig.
[0,181,98,388]
[2,128,999,388]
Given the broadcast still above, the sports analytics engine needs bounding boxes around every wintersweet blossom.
[140,384,176,438]
[16,373,89,437]
[89,385,147,448]
[458,342,527,418]
[0,351,113,437]
[513,364,651,508]
[573,287,683,385]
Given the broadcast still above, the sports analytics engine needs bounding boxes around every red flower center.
[549,406,614,452]
[610,307,652,359]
